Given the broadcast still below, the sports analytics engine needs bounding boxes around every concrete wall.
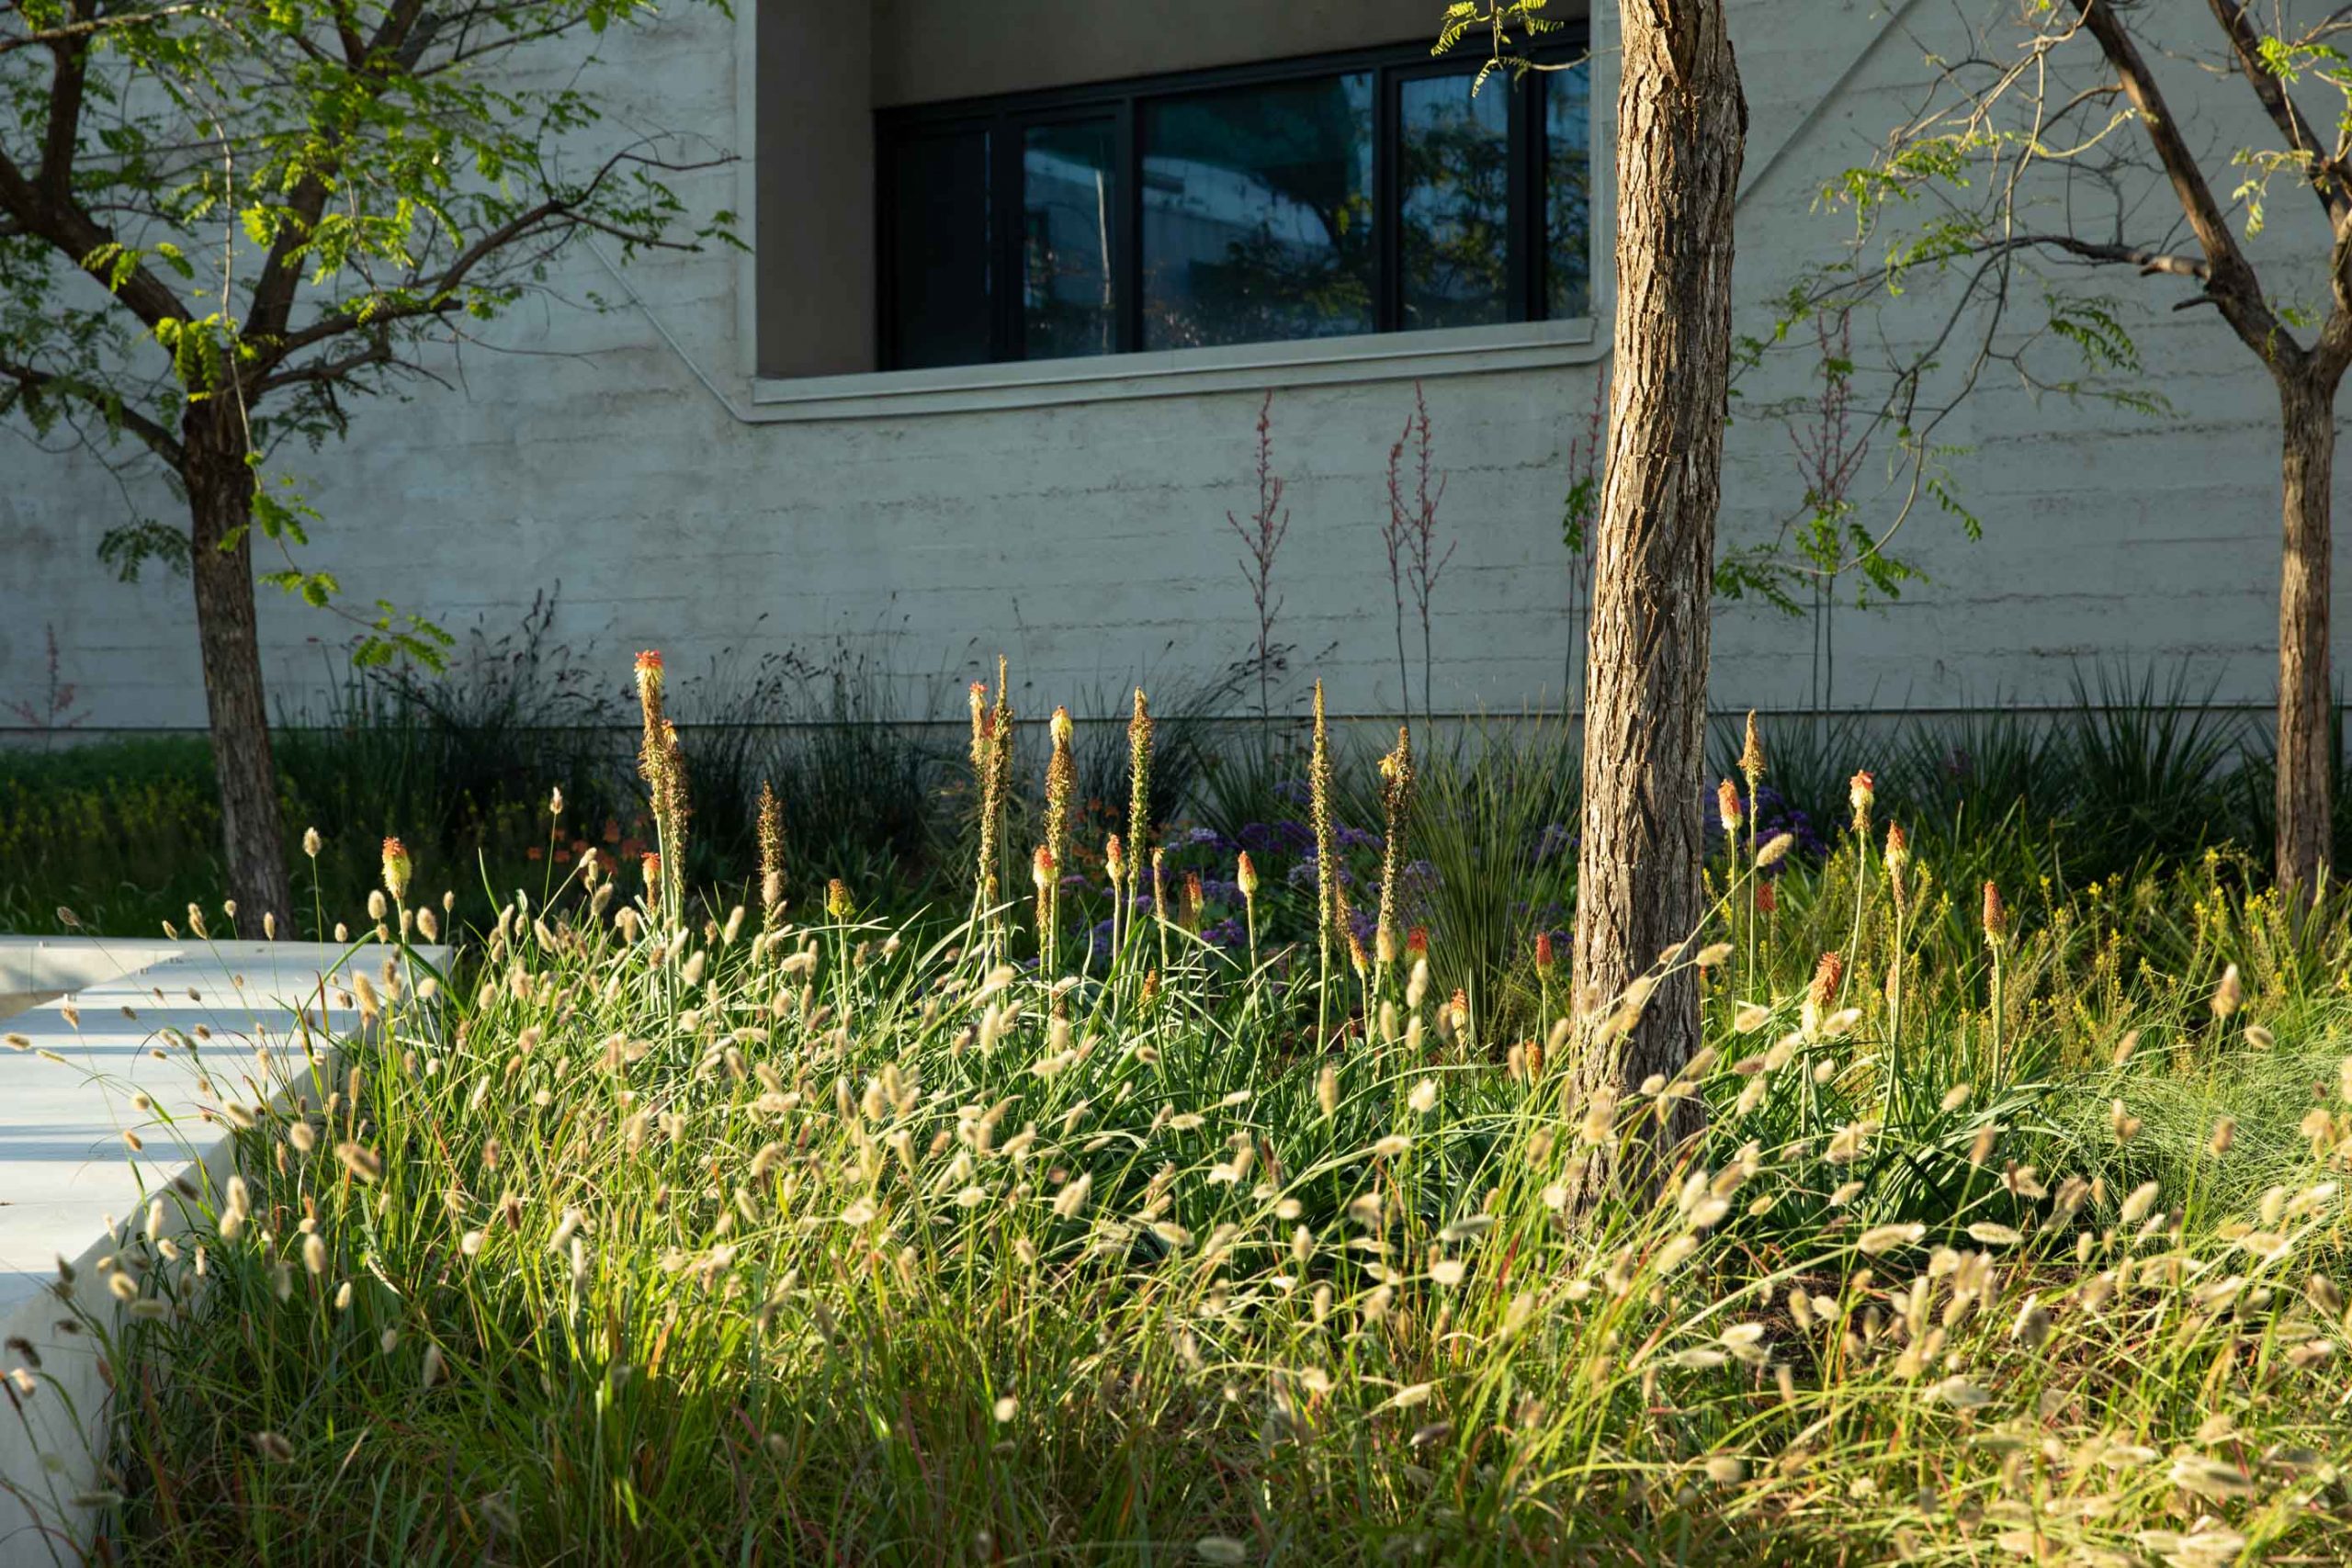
[0,0,2336,739]
[870,0,1442,105]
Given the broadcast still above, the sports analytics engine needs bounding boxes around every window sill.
[747,317,1602,422]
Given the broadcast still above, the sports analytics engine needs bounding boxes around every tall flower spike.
[1127,687,1154,869]
[1033,844,1057,964]
[1717,778,1742,834]
[1804,950,1843,1037]
[1151,846,1170,972]
[658,719,690,894]
[1982,881,2007,946]
[1738,709,1766,789]
[635,650,669,799]
[1044,706,1077,953]
[1310,681,1340,1034]
[756,780,786,927]
[1375,725,1414,976]
[969,665,1013,957]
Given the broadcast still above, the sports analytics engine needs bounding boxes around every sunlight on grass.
[8,660,2351,1565]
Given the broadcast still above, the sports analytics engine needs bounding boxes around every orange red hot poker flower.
[380,838,411,901]
[1808,950,1843,1012]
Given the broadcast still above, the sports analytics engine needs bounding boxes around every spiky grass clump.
[19,696,2352,1567]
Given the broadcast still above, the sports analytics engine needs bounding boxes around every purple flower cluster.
[1706,784,1830,865]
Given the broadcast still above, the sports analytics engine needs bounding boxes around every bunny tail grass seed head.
[2211,962,2244,1019]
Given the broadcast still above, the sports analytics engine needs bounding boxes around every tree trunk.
[182,410,294,935]
[1571,3,1746,1167]
[2275,370,2336,904]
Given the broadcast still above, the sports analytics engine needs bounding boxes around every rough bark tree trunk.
[1572,1,1746,1168]
[2275,369,2337,904]
[181,408,294,935]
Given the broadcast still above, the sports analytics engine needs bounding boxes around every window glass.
[1544,63,1593,321]
[1140,73,1375,350]
[1399,70,1510,330]
[888,129,993,368]
[1023,120,1118,359]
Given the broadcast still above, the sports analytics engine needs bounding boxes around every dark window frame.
[876,30,1592,370]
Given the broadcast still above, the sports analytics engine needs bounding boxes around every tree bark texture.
[1572,2,1746,1158]
[182,408,294,934]
[2275,368,2337,901]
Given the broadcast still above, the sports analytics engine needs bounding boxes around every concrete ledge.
[0,937,446,1568]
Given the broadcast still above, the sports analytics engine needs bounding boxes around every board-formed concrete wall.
[0,1,2335,737]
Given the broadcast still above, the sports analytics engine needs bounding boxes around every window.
[876,36,1592,371]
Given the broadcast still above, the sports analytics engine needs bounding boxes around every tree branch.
[0,146,196,333]
[0,3,204,58]
[256,149,728,365]
[2206,0,2352,226]
[0,353,186,465]
[2075,0,2294,372]
[40,5,90,201]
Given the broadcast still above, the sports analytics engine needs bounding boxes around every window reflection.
[1023,120,1117,359]
[1141,73,1376,350]
[1400,71,1510,330]
[1544,63,1593,321]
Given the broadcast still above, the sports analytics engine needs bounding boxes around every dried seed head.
[2211,963,2244,1020]
[1738,710,1766,785]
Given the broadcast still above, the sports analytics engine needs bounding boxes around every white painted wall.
[0,0,2335,737]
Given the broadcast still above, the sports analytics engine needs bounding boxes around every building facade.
[0,1,2330,734]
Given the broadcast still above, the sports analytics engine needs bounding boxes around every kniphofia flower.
[380,838,412,901]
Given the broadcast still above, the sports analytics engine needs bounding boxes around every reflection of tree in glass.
[1401,102,1510,330]
[1143,75,1375,348]
[1544,68,1594,319]
[1023,124,1117,359]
